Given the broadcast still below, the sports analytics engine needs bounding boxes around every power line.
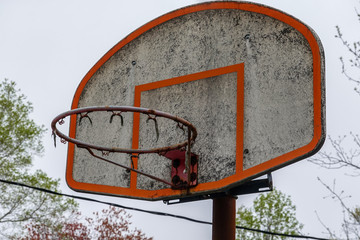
[0,178,330,240]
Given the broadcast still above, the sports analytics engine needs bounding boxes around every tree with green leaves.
[236,188,303,240]
[0,79,78,239]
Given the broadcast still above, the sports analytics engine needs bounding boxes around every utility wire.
[0,178,330,240]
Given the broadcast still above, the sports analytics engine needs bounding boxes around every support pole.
[212,195,236,240]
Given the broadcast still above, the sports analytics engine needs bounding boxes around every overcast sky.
[1,0,360,239]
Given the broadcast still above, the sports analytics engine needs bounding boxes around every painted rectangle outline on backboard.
[131,63,244,199]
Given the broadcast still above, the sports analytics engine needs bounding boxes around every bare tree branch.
[310,135,360,175]
[315,211,338,240]
[316,178,360,239]
[335,7,360,95]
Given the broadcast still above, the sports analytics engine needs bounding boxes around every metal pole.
[212,195,236,240]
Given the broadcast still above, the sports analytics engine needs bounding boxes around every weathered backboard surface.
[65,1,325,200]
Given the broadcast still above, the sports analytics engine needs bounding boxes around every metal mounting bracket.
[163,173,273,205]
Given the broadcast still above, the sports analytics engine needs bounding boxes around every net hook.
[146,114,159,141]
[109,111,124,126]
[79,112,93,126]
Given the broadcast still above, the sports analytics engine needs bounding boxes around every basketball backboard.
[55,1,325,201]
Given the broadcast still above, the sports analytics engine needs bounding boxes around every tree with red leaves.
[87,206,152,240]
[23,206,153,240]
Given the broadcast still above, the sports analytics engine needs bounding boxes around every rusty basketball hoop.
[51,106,198,189]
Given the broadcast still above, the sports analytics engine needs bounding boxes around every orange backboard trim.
[66,2,324,200]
